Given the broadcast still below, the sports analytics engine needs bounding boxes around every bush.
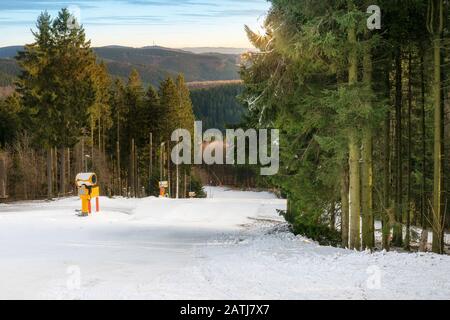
[280,209,341,247]
[190,175,206,198]
[291,221,341,247]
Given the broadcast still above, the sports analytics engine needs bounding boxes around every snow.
[0,187,449,300]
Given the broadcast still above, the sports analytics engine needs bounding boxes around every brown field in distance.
[187,80,243,90]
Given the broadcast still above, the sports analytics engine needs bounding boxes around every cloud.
[84,15,168,26]
[0,0,270,47]
[0,0,97,11]
[125,0,218,6]
[180,9,267,19]
[0,0,239,10]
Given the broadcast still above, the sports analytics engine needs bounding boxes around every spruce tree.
[16,8,98,196]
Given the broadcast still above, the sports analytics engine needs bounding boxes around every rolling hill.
[0,46,24,59]
[181,47,251,55]
[0,45,241,87]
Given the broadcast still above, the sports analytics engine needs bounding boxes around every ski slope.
[0,187,449,300]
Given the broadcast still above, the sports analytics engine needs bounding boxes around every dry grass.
[0,86,14,98]
[187,80,243,90]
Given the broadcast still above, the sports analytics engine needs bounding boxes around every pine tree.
[176,74,195,136]
[16,8,98,196]
[0,94,24,147]
[89,62,112,156]
[159,77,182,141]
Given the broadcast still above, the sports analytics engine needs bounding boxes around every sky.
[0,0,270,48]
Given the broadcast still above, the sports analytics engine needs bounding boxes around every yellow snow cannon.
[75,173,100,216]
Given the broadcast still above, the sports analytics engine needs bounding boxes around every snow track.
[0,187,449,300]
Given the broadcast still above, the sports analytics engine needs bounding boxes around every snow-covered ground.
[0,187,449,300]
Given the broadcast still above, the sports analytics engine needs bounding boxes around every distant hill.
[0,46,23,59]
[0,45,241,87]
[0,45,246,131]
[181,47,251,55]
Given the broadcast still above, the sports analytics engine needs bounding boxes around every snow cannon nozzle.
[75,172,98,188]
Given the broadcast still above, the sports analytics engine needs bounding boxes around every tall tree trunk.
[383,110,392,251]
[167,141,171,197]
[0,153,6,199]
[382,65,392,251]
[135,143,139,197]
[405,52,413,250]
[184,168,187,199]
[130,139,135,198]
[432,35,444,254]
[443,50,450,232]
[362,33,374,250]
[117,113,121,196]
[116,141,121,195]
[348,21,361,251]
[53,147,58,196]
[81,137,85,172]
[149,132,153,183]
[90,119,94,170]
[59,148,66,196]
[362,130,373,250]
[160,143,164,182]
[341,167,350,248]
[420,53,427,229]
[349,134,361,250]
[176,163,179,199]
[67,148,71,193]
[393,49,403,247]
[47,148,53,199]
[418,46,428,241]
[98,117,101,152]
[427,0,445,254]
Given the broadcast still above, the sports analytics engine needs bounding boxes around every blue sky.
[0,0,270,48]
